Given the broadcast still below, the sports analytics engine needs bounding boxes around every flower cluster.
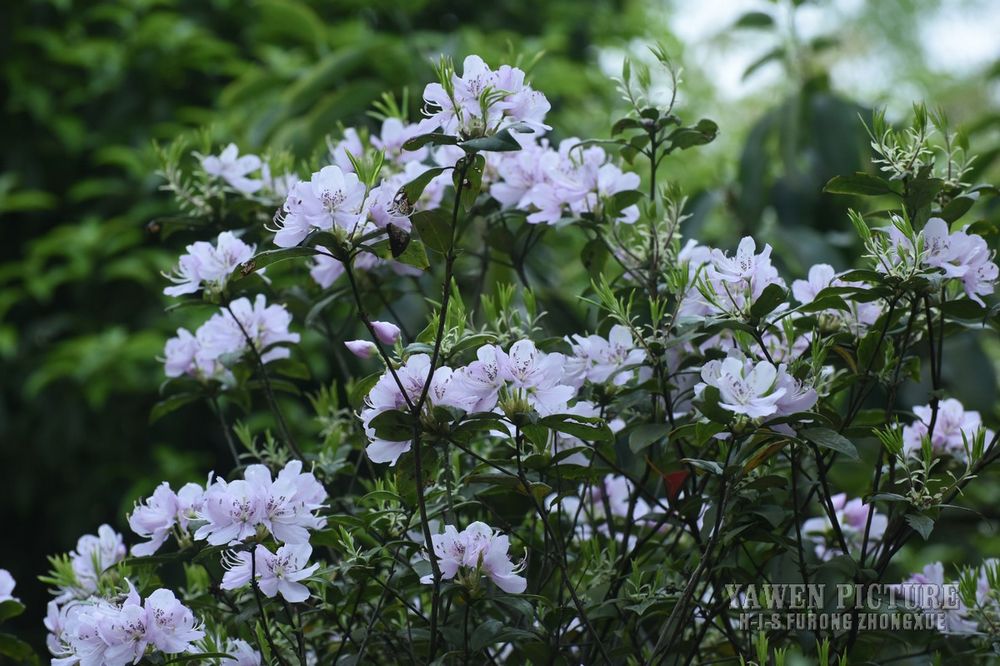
[57,525,127,602]
[565,324,647,387]
[802,493,887,561]
[162,294,299,383]
[421,522,526,593]
[879,217,998,304]
[902,398,994,462]
[686,237,786,317]
[194,461,327,546]
[422,55,550,137]
[163,231,255,297]
[128,481,206,556]
[221,544,319,603]
[361,341,579,465]
[490,137,641,225]
[200,143,297,198]
[550,474,657,542]
[274,114,455,251]
[892,561,997,634]
[695,350,817,420]
[791,263,881,333]
[46,584,203,666]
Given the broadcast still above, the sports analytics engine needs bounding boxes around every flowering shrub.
[5,51,1000,665]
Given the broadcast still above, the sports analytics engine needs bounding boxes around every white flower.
[164,231,255,297]
[894,562,978,634]
[497,340,576,415]
[420,522,526,593]
[902,398,993,461]
[143,588,204,654]
[695,352,786,419]
[701,237,786,315]
[202,144,263,194]
[62,525,127,600]
[195,462,326,546]
[162,296,299,382]
[565,324,646,387]
[273,165,367,247]
[802,493,887,561]
[792,263,881,333]
[224,638,263,665]
[361,354,472,465]
[46,584,204,665]
[222,544,319,604]
[370,320,401,345]
[195,478,262,546]
[0,569,17,603]
[422,55,550,137]
[245,462,327,544]
[878,217,998,305]
[345,339,377,359]
[452,345,506,412]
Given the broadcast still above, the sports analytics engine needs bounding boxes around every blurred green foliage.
[2,0,999,654]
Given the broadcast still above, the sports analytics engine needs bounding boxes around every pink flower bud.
[371,320,401,345]
[345,340,377,359]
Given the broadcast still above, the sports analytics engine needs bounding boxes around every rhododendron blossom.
[195,462,326,545]
[162,294,299,382]
[201,143,263,194]
[902,398,993,461]
[46,583,203,665]
[696,352,788,419]
[0,569,17,604]
[128,481,205,556]
[421,522,526,593]
[803,493,887,561]
[222,544,319,603]
[163,231,255,297]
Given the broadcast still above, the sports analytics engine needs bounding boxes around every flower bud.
[345,340,377,359]
[371,320,401,345]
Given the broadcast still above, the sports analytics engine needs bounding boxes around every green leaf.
[939,194,977,223]
[412,209,452,254]
[401,166,449,204]
[733,10,775,29]
[396,446,441,506]
[0,600,25,623]
[611,118,643,135]
[456,153,486,211]
[368,409,415,441]
[801,427,859,460]
[150,393,201,424]
[698,385,735,424]
[905,513,934,540]
[349,372,381,409]
[667,119,718,151]
[402,133,459,151]
[232,246,319,281]
[580,238,609,278]
[743,47,785,81]
[459,123,531,152]
[0,633,33,660]
[629,423,671,453]
[394,239,429,271]
[823,173,899,197]
[539,414,613,442]
[749,283,787,321]
[681,458,723,476]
